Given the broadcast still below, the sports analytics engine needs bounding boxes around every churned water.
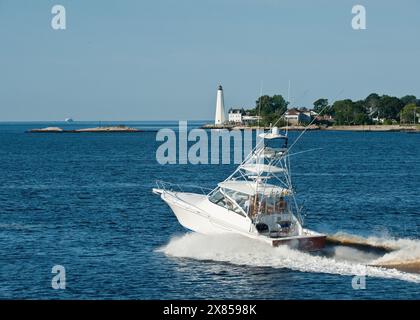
[0,122,419,299]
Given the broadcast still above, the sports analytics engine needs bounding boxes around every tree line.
[315,94,420,125]
[245,93,420,126]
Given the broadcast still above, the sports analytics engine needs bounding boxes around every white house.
[228,109,262,125]
[242,115,261,125]
[228,109,245,124]
[284,108,312,125]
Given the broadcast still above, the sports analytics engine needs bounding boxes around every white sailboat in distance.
[153,126,326,251]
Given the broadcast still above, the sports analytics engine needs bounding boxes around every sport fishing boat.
[153,127,326,251]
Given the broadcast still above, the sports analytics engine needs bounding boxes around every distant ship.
[65,118,74,123]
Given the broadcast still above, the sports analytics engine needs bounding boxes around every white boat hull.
[154,188,326,251]
[166,199,228,235]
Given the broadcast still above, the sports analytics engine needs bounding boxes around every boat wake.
[158,232,420,284]
[327,232,420,273]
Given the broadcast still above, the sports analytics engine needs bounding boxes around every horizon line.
[0,119,213,123]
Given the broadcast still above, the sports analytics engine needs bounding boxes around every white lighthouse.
[214,85,226,125]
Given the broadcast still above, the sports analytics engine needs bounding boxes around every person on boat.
[259,197,267,215]
[249,195,259,218]
[277,197,286,212]
[226,199,234,211]
[243,198,250,215]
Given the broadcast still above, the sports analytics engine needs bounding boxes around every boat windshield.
[264,137,288,150]
[209,189,246,217]
[222,188,250,214]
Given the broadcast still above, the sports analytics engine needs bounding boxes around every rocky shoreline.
[29,124,420,133]
[323,125,419,132]
[200,124,420,132]
[28,126,142,133]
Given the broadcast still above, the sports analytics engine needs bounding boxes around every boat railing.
[155,180,212,195]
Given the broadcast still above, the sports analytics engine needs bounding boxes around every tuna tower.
[214,85,226,125]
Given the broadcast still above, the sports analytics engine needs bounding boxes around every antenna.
[286,80,291,136]
[257,80,263,129]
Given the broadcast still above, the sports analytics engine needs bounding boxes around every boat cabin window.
[264,137,287,150]
[254,194,288,216]
[209,190,246,217]
[209,190,224,205]
[222,189,250,215]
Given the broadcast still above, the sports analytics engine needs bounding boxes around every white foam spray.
[329,232,420,267]
[157,232,420,284]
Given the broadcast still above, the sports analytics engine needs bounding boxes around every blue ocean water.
[0,121,419,299]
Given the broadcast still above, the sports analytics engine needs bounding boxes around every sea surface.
[0,121,419,299]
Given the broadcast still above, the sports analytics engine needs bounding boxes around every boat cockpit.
[208,183,299,238]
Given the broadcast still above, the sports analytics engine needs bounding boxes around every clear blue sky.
[0,0,419,121]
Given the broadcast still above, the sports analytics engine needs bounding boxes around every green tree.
[332,99,353,125]
[377,95,404,120]
[332,99,369,125]
[353,100,370,124]
[400,95,417,106]
[364,93,381,117]
[313,98,329,115]
[254,94,288,126]
[400,103,418,124]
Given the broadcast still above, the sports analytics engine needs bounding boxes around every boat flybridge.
[153,127,326,251]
